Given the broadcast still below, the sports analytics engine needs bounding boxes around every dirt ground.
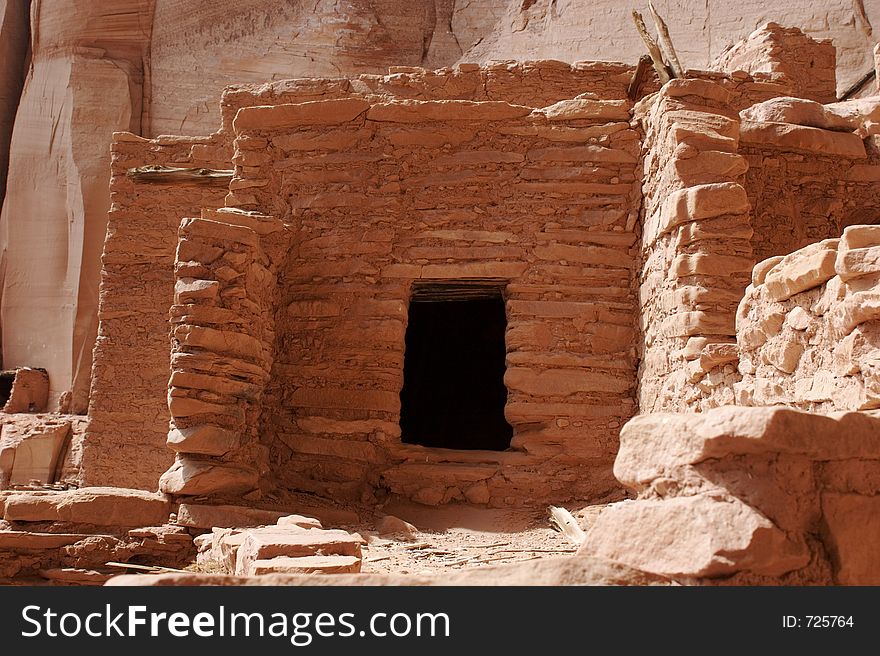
[351,502,608,575]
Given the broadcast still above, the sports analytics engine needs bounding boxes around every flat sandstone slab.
[1,487,170,526]
[248,555,361,575]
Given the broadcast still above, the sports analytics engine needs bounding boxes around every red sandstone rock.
[1,487,170,527]
[763,239,839,301]
[233,99,370,131]
[2,368,50,413]
[366,99,532,122]
[177,504,287,529]
[276,515,323,530]
[107,555,671,586]
[536,97,631,121]
[158,457,258,496]
[742,97,852,131]
[249,555,361,575]
[0,417,71,488]
[581,495,809,578]
[376,515,419,541]
[234,527,364,576]
[740,120,868,158]
[820,493,880,585]
[166,425,239,456]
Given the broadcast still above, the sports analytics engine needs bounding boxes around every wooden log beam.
[648,0,684,78]
[631,10,672,85]
[127,165,234,186]
[628,55,654,100]
[838,68,877,101]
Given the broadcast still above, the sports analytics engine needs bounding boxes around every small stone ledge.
[740,120,867,159]
[233,98,371,132]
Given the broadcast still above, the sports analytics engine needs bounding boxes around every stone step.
[248,555,361,575]
[234,528,364,576]
[0,531,103,550]
[1,487,169,526]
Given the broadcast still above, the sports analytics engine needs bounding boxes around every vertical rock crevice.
[0,4,32,364]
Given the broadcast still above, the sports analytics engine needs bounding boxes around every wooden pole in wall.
[631,10,672,84]
[628,55,653,100]
[648,0,684,78]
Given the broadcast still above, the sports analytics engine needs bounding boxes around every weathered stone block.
[581,494,809,578]
[248,555,361,575]
[366,100,531,123]
[764,240,838,301]
[658,182,750,238]
[234,527,363,575]
[537,98,631,121]
[740,121,867,159]
[159,457,258,496]
[234,99,370,131]
[166,425,240,456]
[2,487,169,526]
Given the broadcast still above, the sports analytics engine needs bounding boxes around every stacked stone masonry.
[74,31,880,514]
[212,93,644,507]
[635,79,753,414]
[85,134,231,490]
[160,208,290,499]
[737,226,880,412]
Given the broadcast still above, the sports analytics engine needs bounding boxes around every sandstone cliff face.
[0,0,496,409]
[466,0,878,96]
[147,0,504,136]
[0,0,152,412]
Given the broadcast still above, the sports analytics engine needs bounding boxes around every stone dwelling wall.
[89,61,651,499]
[633,39,871,415]
[217,61,648,136]
[635,79,753,414]
[85,44,856,497]
[713,22,837,105]
[742,130,880,262]
[736,225,880,412]
[84,133,229,490]
[159,207,290,500]
[209,95,643,507]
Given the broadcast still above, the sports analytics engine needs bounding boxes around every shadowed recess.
[400,281,513,451]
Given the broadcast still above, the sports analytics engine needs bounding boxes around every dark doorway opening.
[400,281,513,451]
[0,370,15,408]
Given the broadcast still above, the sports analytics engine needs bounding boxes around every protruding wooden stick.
[838,68,877,101]
[127,165,234,186]
[628,54,653,100]
[548,506,586,545]
[631,10,672,85]
[648,0,684,78]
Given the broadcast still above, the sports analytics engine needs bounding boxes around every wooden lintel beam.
[127,165,234,186]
